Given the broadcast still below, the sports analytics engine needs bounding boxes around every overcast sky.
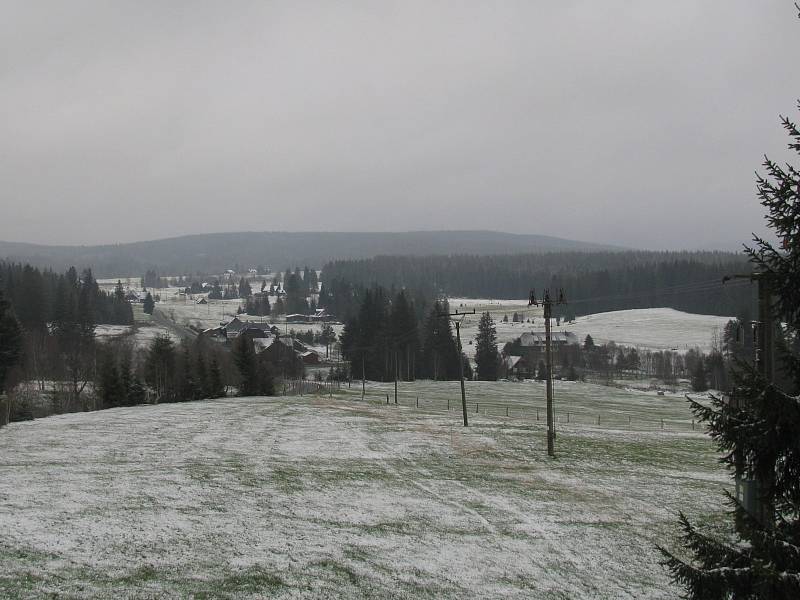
[1,1,797,249]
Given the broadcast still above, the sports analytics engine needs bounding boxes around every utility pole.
[439,308,475,427]
[723,272,774,526]
[528,288,567,457]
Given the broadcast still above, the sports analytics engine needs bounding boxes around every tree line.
[339,287,470,382]
[321,251,753,318]
[0,263,134,410]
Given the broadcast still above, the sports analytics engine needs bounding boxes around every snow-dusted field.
[93,324,132,339]
[0,382,727,599]
[563,308,731,353]
[449,301,731,355]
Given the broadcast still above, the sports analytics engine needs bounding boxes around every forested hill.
[0,231,620,278]
[320,252,754,317]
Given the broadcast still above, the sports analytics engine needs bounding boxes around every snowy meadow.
[0,381,728,599]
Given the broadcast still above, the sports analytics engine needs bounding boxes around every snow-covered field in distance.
[449,299,732,355]
[0,382,726,598]
[564,308,732,353]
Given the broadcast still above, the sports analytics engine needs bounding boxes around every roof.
[505,355,522,369]
[519,331,578,346]
[201,326,226,338]
[255,336,295,352]
[222,318,275,337]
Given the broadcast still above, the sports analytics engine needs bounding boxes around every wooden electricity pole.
[529,288,567,457]
[723,272,775,526]
[440,308,475,427]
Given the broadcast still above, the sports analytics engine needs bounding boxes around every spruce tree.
[196,352,210,399]
[119,352,132,407]
[232,335,258,396]
[661,92,800,597]
[179,342,199,401]
[97,351,122,409]
[127,376,146,405]
[690,358,708,393]
[475,312,499,381]
[238,277,252,298]
[420,301,460,380]
[144,335,176,402]
[143,292,155,315]
[0,288,22,393]
[389,290,419,381]
[209,357,225,398]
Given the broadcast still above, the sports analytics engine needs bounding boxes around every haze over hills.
[0,230,623,277]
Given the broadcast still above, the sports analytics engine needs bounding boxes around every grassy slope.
[0,383,729,599]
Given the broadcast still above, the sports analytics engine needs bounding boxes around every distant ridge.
[0,230,623,277]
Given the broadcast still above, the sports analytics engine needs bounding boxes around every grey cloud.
[0,1,796,249]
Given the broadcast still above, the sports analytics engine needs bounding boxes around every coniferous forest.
[321,251,752,318]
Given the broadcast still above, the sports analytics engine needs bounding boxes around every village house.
[308,308,331,322]
[501,330,579,378]
[519,331,578,348]
[501,355,534,380]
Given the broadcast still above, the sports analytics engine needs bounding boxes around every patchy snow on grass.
[0,381,727,598]
[452,306,731,355]
[128,324,173,349]
[94,325,133,339]
[564,308,731,352]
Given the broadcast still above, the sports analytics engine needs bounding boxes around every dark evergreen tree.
[284,271,308,314]
[0,288,22,393]
[207,281,223,300]
[420,301,460,380]
[144,335,176,402]
[320,323,336,359]
[208,356,226,398]
[119,351,133,407]
[50,269,96,402]
[127,376,146,406]
[178,342,200,401]
[389,290,419,381]
[305,266,319,293]
[232,335,259,396]
[583,335,595,351]
[15,264,46,330]
[195,351,210,399]
[97,351,122,409]
[238,277,252,298]
[143,292,155,315]
[661,87,800,598]
[690,358,708,392]
[475,312,499,381]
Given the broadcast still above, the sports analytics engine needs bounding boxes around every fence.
[282,378,345,397]
[283,381,701,433]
